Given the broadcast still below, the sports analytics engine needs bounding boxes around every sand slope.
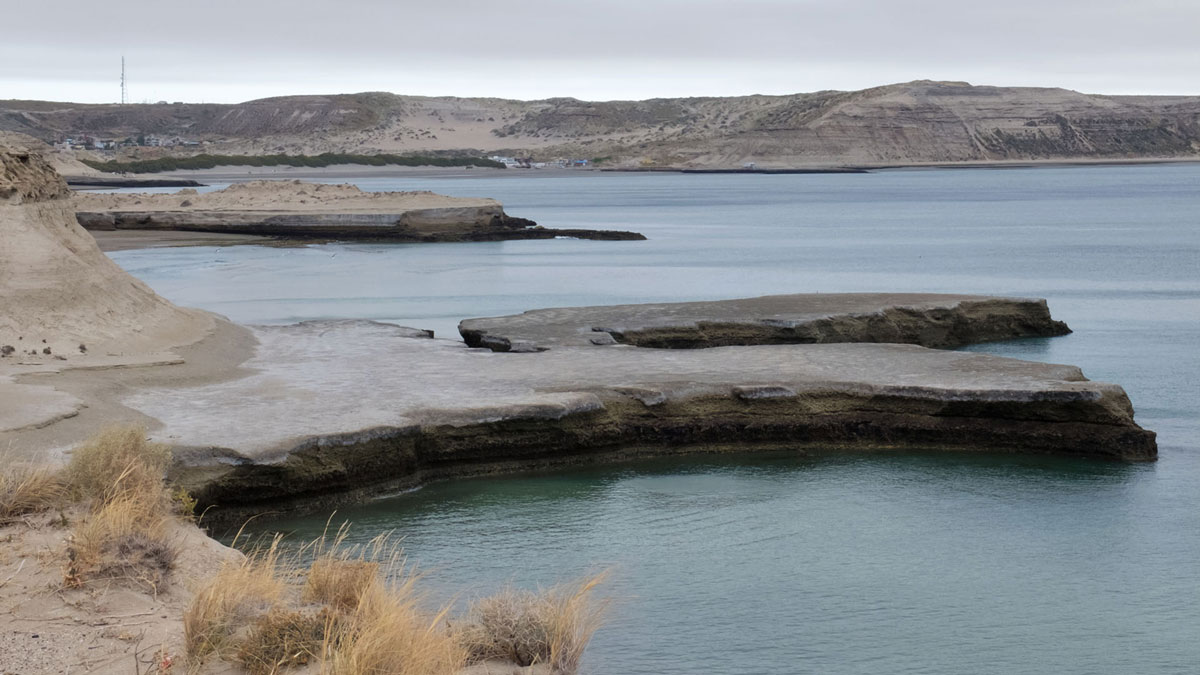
[1,132,225,451]
[0,132,213,361]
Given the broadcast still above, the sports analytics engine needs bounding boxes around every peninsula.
[74,180,645,243]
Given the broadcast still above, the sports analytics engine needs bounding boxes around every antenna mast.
[120,57,128,104]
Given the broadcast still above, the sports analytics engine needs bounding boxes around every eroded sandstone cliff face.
[0,133,212,360]
[0,135,71,203]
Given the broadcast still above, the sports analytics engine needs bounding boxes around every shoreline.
[186,397,1156,530]
[0,317,258,460]
[91,228,277,251]
[141,156,1200,184]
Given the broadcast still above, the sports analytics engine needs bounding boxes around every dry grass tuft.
[0,456,65,523]
[237,609,330,675]
[307,528,465,674]
[461,572,609,673]
[321,572,465,675]
[303,559,380,611]
[65,425,170,502]
[302,524,394,611]
[61,425,179,590]
[186,525,607,674]
[68,490,174,590]
[184,536,287,665]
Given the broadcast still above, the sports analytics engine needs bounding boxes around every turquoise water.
[109,165,1200,674]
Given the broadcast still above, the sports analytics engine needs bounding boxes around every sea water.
[109,165,1200,674]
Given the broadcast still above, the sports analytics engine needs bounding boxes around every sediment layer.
[142,320,1154,520]
[65,175,203,188]
[459,293,1071,351]
[73,180,645,242]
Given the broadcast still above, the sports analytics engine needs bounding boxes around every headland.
[74,180,645,243]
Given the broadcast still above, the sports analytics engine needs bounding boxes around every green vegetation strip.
[82,153,507,174]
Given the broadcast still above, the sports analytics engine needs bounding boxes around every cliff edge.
[0,132,224,444]
[0,132,213,360]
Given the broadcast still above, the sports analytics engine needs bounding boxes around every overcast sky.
[3,0,1197,103]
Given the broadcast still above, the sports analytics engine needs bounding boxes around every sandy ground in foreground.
[0,510,242,675]
[0,318,257,462]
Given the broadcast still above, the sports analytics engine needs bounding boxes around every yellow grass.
[60,426,181,590]
[184,535,287,666]
[302,524,394,611]
[68,488,173,589]
[0,455,65,523]
[461,572,610,674]
[184,526,469,674]
[321,573,465,675]
[237,609,329,675]
[65,425,170,502]
[306,528,466,674]
[304,559,380,611]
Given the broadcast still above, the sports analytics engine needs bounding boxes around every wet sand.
[91,229,275,251]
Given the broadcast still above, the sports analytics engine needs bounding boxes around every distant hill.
[3,81,1198,169]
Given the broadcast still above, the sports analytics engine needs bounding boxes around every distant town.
[488,155,593,169]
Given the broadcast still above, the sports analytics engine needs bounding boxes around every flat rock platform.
[460,293,1071,351]
[120,295,1154,516]
[73,180,644,242]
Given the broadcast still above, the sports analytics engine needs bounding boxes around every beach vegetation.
[64,425,171,502]
[61,425,178,591]
[184,535,288,664]
[236,608,329,675]
[0,455,65,523]
[183,523,608,674]
[458,572,610,673]
[4,428,609,673]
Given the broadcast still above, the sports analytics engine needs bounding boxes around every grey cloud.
[2,0,1197,102]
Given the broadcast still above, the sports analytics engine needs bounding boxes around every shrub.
[64,425,170,503]
[68,488,174,590]
[62,426,179,591]
[184,536,287,663]
[0,457,64,523]
[322,573,465,675]
[303,559,380,611]
[237,609,329,675]
[460,572,609,673]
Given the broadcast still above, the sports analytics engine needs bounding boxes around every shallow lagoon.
[111,165,1200,674]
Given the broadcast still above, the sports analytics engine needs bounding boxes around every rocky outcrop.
[138,318,1153,521]
[460,294,1071,352]
[73,181,645,242]
[0,134,71,203]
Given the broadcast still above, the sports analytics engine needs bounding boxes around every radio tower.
[120,57,128,104]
